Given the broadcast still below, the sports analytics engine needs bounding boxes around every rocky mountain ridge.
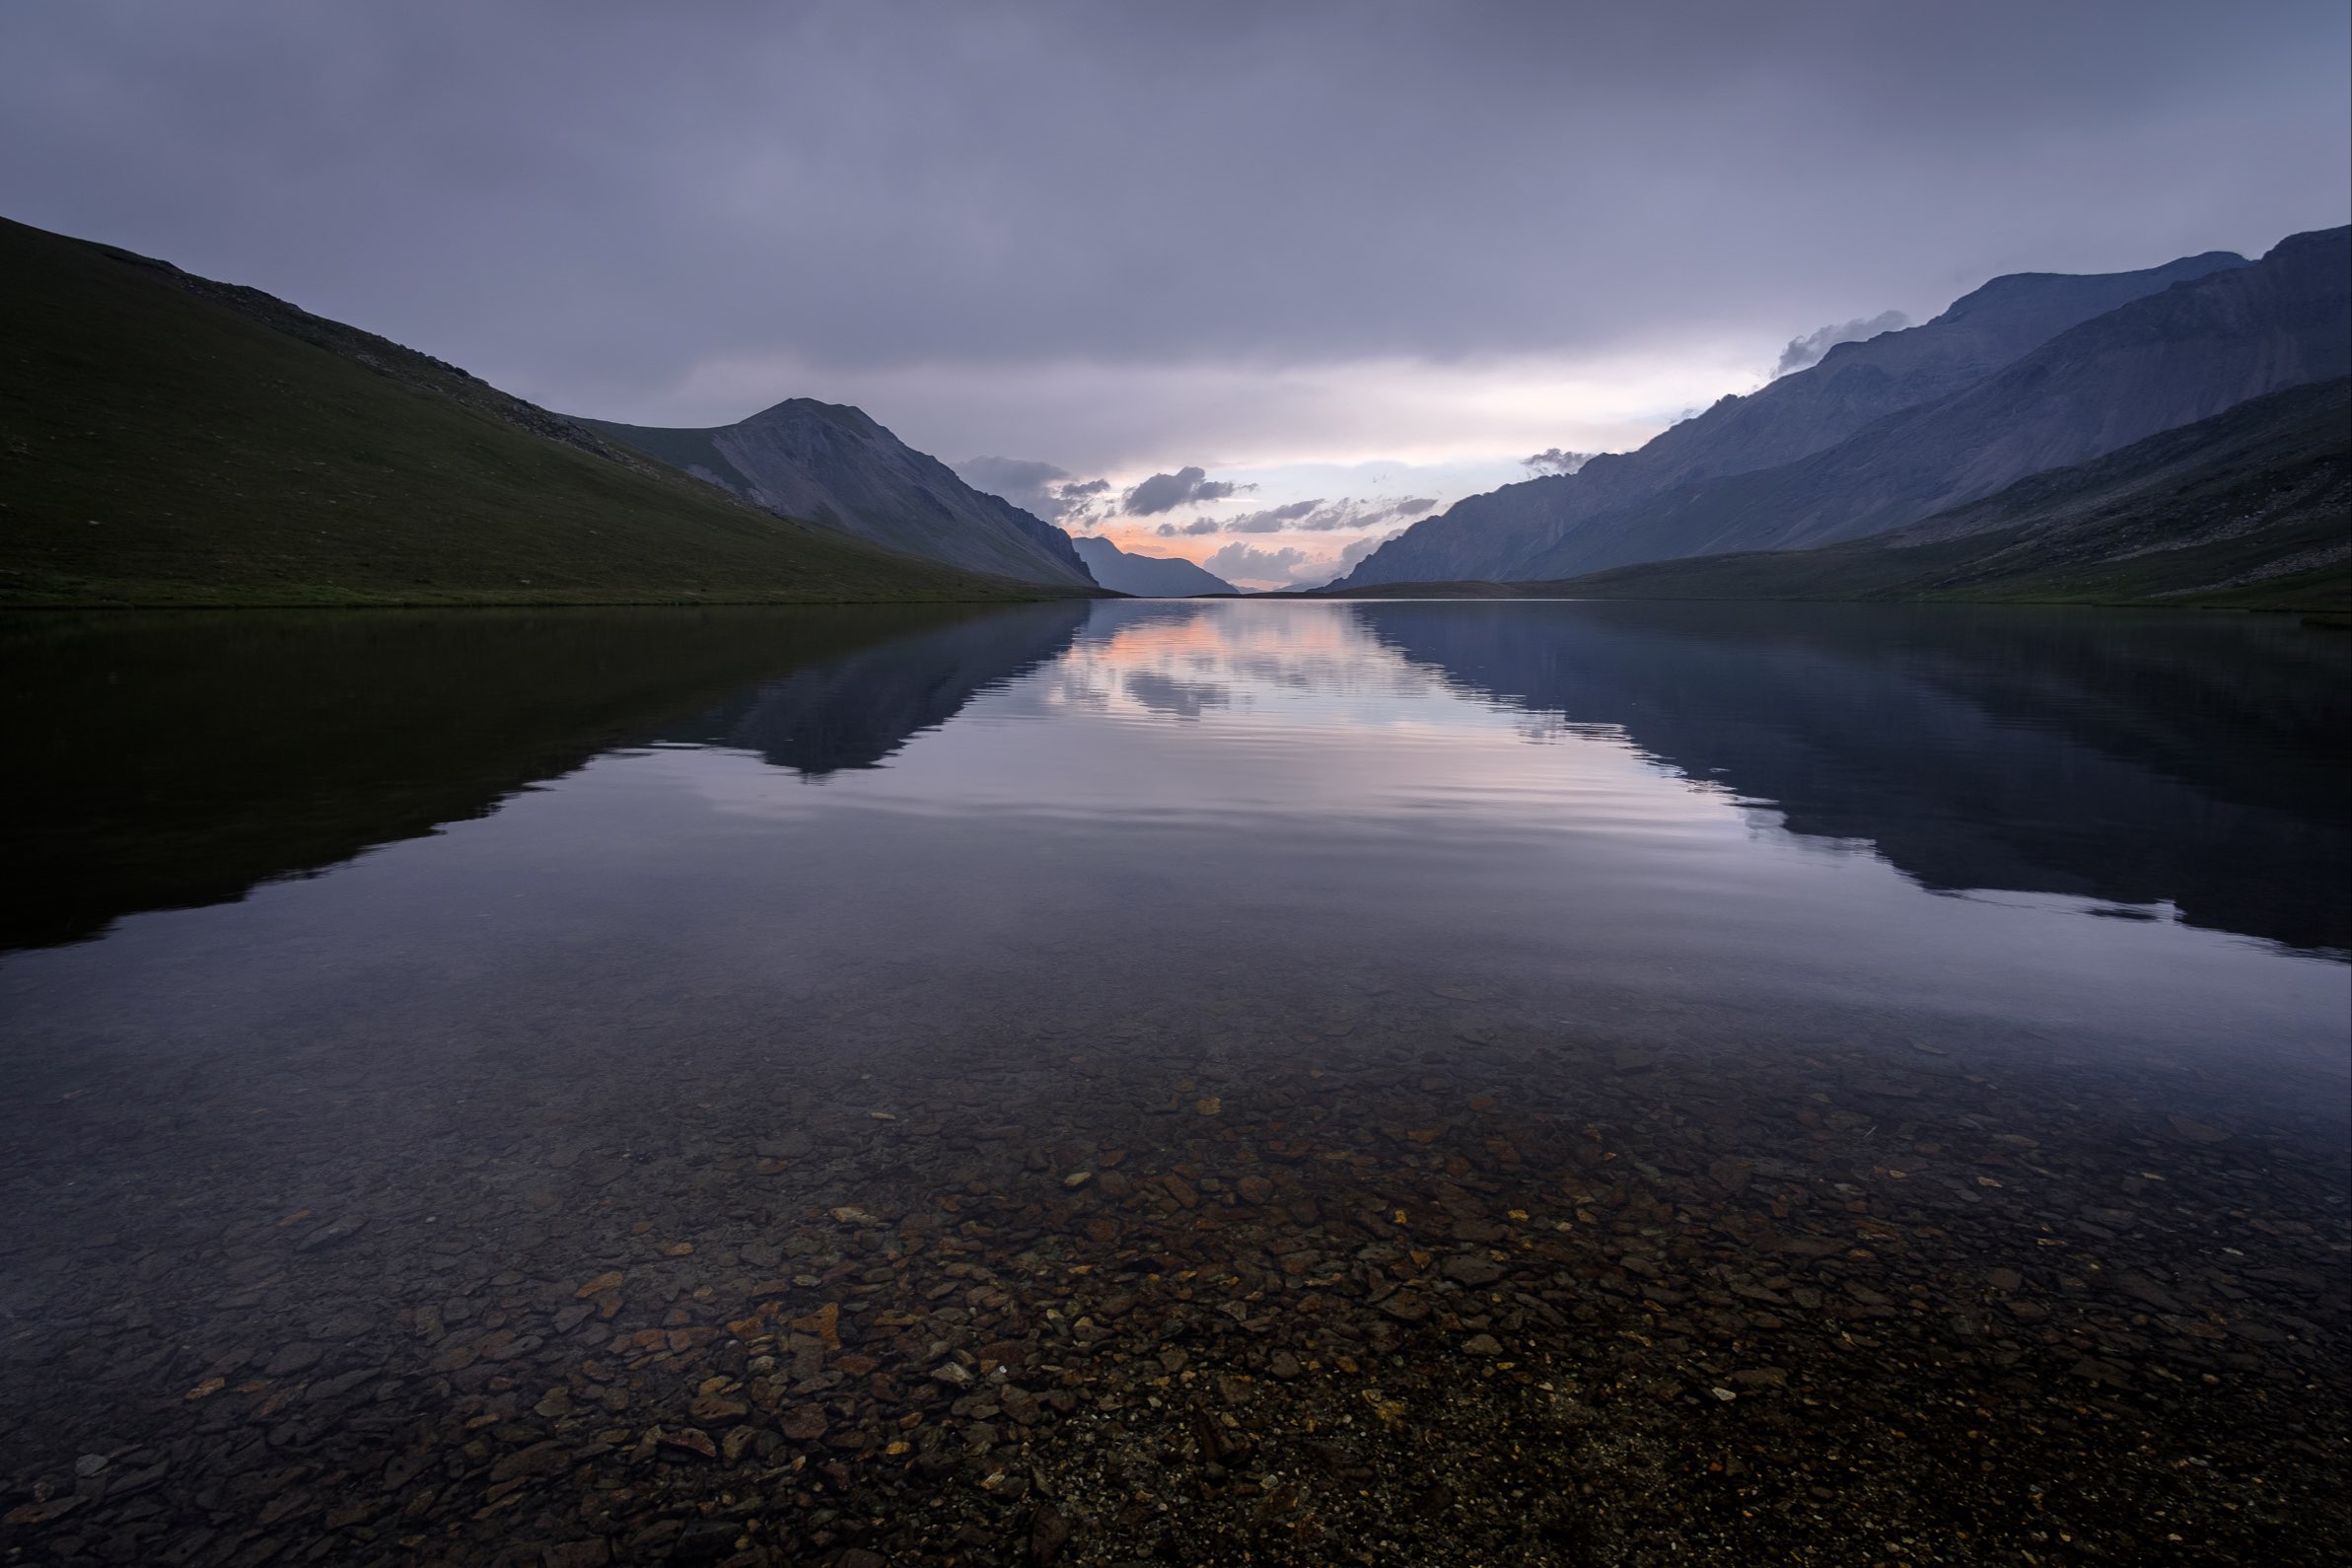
[1517,377,2349,612]
[580,402,1097,589]
[1501,227,2349,582]
[1337,246,2257,587]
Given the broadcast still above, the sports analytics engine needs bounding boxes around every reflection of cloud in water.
[1120,671,1229,720]
[1048,601,1443,718]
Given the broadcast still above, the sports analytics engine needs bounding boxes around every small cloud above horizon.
[1773,310,1910,378]
[1521,448,1595,476]
[1122,465,1250,516]
[1221,496,1436,535]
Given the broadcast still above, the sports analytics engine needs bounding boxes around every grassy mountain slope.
[0,216,1069,606]
[1447,380,2348,612]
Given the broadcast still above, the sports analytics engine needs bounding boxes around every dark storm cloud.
[0,1,2343,449]
[1774,311,1911,377]
[1122,466,1244,516]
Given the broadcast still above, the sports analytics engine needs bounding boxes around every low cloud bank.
[1773,310,1909,377]
[1216,496,1435,535]
[1521,448,1594,475]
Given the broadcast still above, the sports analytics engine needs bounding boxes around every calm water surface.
[2,600,2346,1567]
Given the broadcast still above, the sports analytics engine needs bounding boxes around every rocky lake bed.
[4,979,2344,1567]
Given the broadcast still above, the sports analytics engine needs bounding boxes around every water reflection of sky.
[648,601,2346,1089]
[5,600,2344,1127]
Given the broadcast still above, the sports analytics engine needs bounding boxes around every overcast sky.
[4,1,2346,586]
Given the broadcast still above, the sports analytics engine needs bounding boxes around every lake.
[2,599,2345,1566]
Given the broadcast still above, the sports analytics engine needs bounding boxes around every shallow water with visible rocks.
[2,599,2346,1568]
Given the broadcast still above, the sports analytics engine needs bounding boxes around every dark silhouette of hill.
[0,216,1071,606]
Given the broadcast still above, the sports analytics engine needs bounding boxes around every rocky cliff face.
[1068,536,1240,596]
[582,400,1098,589]
[1504,227,2349,580]
[1337,249,2249,587]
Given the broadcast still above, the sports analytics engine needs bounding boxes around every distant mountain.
[1530,378,2348,612]
[1503,227,2350,582]
[1068,535,1241,596]
[580,401,1097,589]
[0,216,1057,606]
[1338,247,2249,587]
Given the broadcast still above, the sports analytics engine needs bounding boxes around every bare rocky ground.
[3,981,2346,1567]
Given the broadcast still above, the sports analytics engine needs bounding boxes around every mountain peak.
[736,396,885,437]
[1928,251,2245,328]
[579,399,1096,587]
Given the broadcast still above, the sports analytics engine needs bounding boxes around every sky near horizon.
[4,1,2347,588]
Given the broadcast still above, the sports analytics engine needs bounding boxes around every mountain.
[0,217,1063,606]
[1501,227,2351,582]
[1338,248,2249,587]
[1524,379,2348,612]
[580,402,1097,588]
[1067,535,1241,596]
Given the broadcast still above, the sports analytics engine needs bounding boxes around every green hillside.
[0,216,1069,606]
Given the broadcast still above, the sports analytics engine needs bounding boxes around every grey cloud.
[952,457,1115,523]
[954,455,1065,513]
[1223,496,1437,534]
[1227,500,1320,534]
[1122,671,1229,720]
[0,1,2340,451]
[1774,311,1911,377]
[1521,449,1595,476]
[1123,465,1245,516]
[1156,517,1222,536]
[1202,541,1316,586]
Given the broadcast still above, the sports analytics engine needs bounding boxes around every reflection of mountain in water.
[662,604,1087,774]
[0,604,1077,952]
[1356,602,2351,953]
